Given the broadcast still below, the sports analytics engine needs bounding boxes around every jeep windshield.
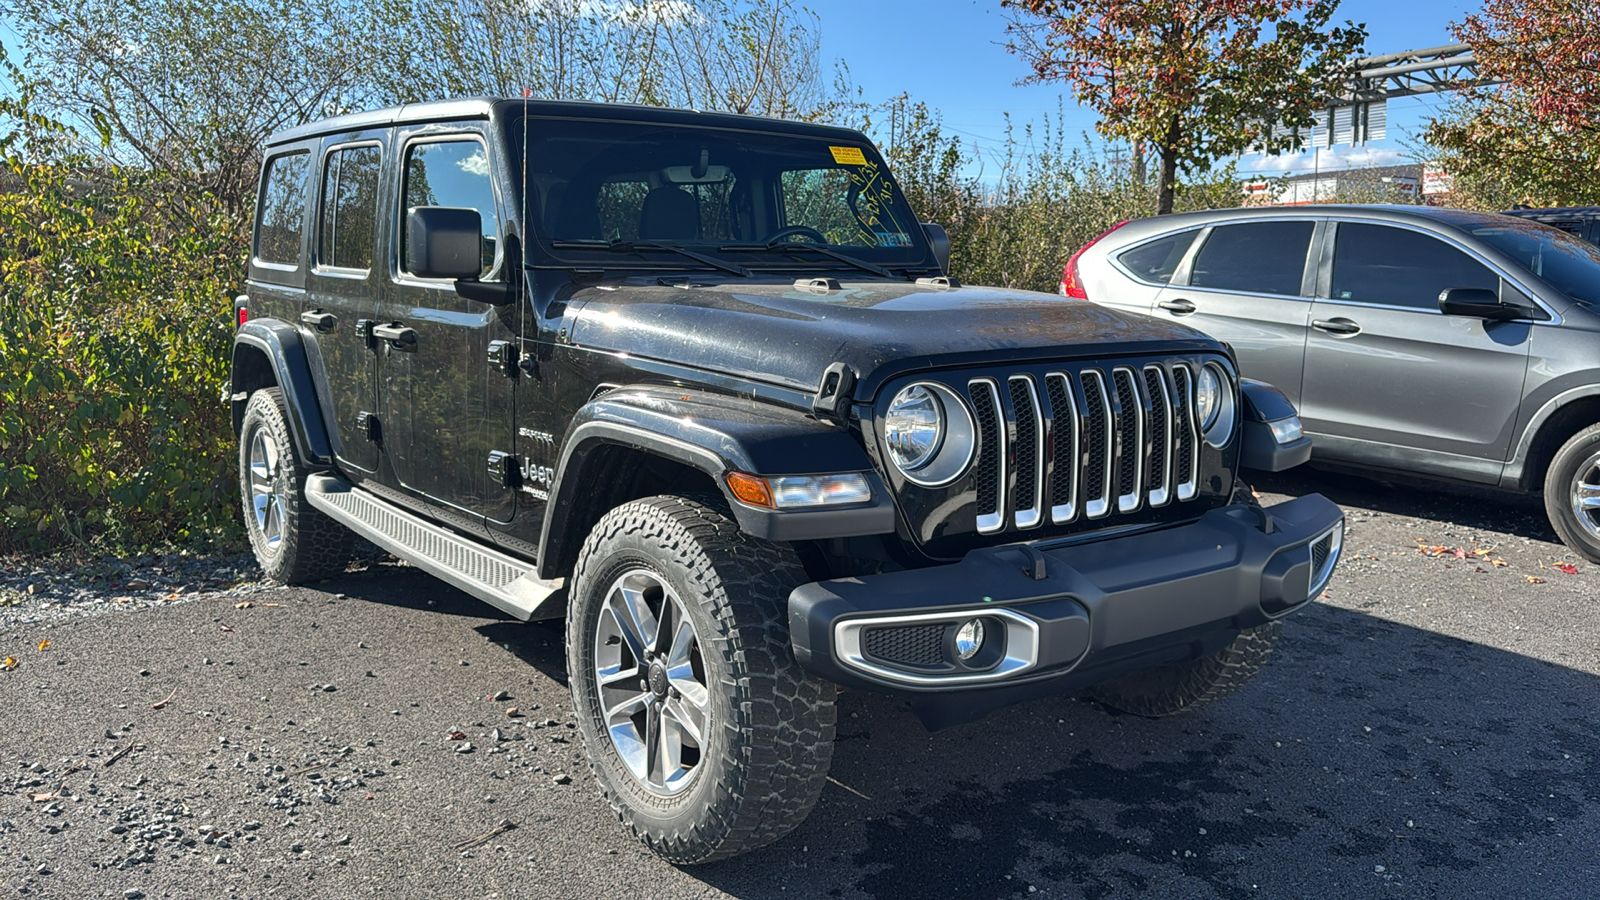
[514,116,932,273]
[1465,215,1600,310]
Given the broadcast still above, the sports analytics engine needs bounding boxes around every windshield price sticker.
[829,146,868,166]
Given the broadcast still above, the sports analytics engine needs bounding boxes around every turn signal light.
[726,472,774,508]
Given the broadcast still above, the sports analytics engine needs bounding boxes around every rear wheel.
[567,495,836,864]
[1543,424,1600,563]
[238,388,353,583]
[1090,621,1282,717]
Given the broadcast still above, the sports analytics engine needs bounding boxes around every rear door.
[307,135,386,478]
[1298,220,1533,475]
[1152,218,1320,405]
[375,129,519,526]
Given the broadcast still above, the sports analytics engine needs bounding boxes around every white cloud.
[1242,145,1408,175]
[457,149,491,177]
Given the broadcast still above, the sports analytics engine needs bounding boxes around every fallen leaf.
[1492,559,1508,567]
[1,657,16,671]
[29,792,55,803]
[219,623,234,632]
[447,731,467,741]
[36,639,50,651]
[1526,576,1546,584]
[234,601,253,609]
[1556,562,1579,575]
[262,603,281,608]
[1473,549,1492,556]
[1452,548,1467,560]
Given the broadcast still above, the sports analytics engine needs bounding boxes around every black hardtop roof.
[264,97,870,147]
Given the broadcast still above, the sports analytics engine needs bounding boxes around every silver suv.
[1068,204,1600,562]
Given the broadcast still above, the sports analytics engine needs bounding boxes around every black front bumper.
[788,494,1343,728]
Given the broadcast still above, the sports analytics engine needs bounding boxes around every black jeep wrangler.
[232,98,1343,863]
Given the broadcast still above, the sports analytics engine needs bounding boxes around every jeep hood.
[564,279,1221,398]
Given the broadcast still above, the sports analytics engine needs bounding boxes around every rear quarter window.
[1115,231,1198,285]
[255,151,311,267]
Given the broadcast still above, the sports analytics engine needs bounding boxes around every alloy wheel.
[1571,450,1600,541]
[247,428,287,551]
[593,568,710,795]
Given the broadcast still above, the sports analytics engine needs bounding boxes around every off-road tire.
[238,388,354,583]
[1089,620,1282,717]
[567,495,837,864]
[1543,424,1600,564]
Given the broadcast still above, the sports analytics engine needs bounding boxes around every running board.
[305,474,565,621]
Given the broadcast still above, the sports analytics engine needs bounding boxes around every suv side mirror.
[407,206,483,280]
[1438,287,1523,321]
[921,222,951,274]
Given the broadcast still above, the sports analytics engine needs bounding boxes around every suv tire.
[1089,620,1282,717]
[1544,424,1600,564]
[238,388,353,583]
[567,495,836,864]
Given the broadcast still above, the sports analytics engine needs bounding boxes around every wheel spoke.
[604,689,650,724]
[657,706,684,782]
[602,597,648,665]
[662,695,704,746]
[644,702,662,786]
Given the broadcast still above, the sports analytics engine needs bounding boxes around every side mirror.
[1438,287,1522,320]
[921,222,951,274]
[406,206,483,280]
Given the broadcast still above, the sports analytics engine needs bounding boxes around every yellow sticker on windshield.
[830,146,868,165]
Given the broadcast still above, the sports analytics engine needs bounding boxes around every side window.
[1189,221,1313,296]
[319,145,381,271]
[256,151,310,266]
[402,139,499,278]
[1117,231,1198,285]
[1331,223,1499,310]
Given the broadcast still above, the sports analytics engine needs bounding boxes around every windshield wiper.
[722,239,893,278]
[550,239,750,277]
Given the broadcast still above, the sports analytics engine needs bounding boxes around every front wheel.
[1089,620,1282,717]
[567,495,836,864]
[1544,424,1600,564]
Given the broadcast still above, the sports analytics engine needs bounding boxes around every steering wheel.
[766,225,829,245]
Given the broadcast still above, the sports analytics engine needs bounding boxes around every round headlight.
[881,382,976,486]
[1196,363,1237,448]
[885,385,944,472]
[1196,365,1222,430]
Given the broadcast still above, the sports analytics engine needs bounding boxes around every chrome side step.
[305,474,565,621]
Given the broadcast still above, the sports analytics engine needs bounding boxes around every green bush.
[879,97,1244,294]
[0,92,244,552]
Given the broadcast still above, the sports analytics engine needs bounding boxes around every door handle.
[300,309,337,332]
[1158,298,1197,315]
[1312,317,1362,336]
[371,322,419,351]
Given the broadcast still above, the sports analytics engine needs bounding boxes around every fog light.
[954,618,985,660]
[1268,416,1304,444]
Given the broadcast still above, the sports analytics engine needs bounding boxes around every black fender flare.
[536,386,895,580]
[231,319,333,465]
[1238,379,1312,472]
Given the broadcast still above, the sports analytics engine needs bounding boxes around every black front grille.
[863,624,946,667]
[965,361,1201,535]
[1312,533,1331,573]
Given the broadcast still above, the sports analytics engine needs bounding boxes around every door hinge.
[487,340,519,377]
[356,318,376,350]
[356,411,381,442]
[488,451,521,489]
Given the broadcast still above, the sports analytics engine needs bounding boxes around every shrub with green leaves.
[0,88,243,552]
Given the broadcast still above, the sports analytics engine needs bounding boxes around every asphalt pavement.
[1,467,1596,899]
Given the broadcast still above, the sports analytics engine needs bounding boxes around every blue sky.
[4,1,1479,176]
[805,0,1482,177]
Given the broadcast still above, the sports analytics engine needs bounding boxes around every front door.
[1152,219,1319,406]
[1298,221,1533,475]
[375,130,518,525]
[306,135,386,477]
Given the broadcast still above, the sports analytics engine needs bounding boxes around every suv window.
[1117,231,1198,285]
[256,151,310,266]
[319,145,381,271]
[1190,221,1312,296]
[1332,223,1498,309]
[402,139,499,278]
[780,166,913,248]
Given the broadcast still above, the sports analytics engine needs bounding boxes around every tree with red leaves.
[1004,1,1365,215]
[1425,0,1600,208]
